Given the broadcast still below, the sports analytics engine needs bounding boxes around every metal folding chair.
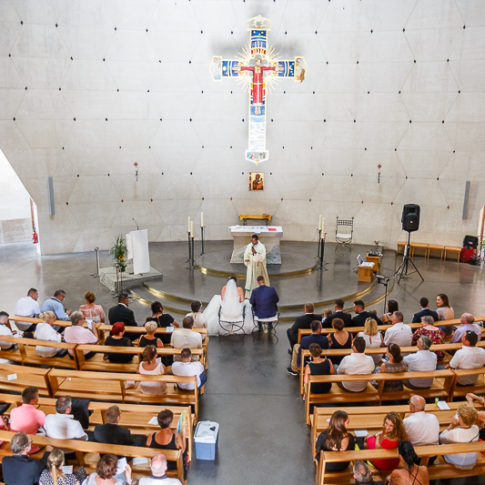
[335,216,354,245]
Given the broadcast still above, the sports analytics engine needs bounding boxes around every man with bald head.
[138,454,182,484]
[403,395,440,446]
[451,313,482,343]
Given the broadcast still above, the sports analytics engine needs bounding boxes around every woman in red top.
[366,412,406,471]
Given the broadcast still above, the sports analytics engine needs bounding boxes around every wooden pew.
[47,368,201,422]
[296,314,485,343]
[74,344,205,373]
[449,367,485,400]
[298,341,485,394]
[315,442,485,485]
[0,335,78,369]
[304,369,456,425]
[0,363,51,396]
[310,402,462,461]
[0,393,194,462]
[0,429,185,483]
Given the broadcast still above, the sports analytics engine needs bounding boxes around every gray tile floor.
[0,241,484,485]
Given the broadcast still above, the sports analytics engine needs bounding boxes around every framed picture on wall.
[249,172,264,191]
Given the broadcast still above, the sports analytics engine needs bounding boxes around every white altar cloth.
[229,225,283,264]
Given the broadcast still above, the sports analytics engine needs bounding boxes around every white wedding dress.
[203,279,255,336]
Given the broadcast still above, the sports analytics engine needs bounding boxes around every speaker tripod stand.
[395,232,424,283]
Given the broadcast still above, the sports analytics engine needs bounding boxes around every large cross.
[210,15,307,164]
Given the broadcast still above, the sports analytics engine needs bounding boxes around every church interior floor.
[0,241,484,484]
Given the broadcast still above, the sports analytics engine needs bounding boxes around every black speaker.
[402,204,420,232]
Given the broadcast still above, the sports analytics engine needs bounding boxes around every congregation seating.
[0,392,195,462]
[0,363,201,422]
[297,314,485,343]
[315,442,485,485]
[304,369,458,424]
[0,429,185,483]
[310,402,464,460]
[299,340,485,393]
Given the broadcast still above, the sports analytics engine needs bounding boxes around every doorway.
[0,149,38,248]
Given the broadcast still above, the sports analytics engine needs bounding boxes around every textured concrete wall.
[0,0,484,253]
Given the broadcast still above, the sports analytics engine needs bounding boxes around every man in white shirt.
[403,336,437,389]
[171,348,207,391]
[0,311,21,349]
[451,313,482,343]
[138,454,182,485]
[15,288,41,331]
[403,395,440,445]
[44,395,87,440]
[383,311,412,347]
[170,316,203,350]
[185,301,207,329]
[337,336,375,392]
[448,331,485,385]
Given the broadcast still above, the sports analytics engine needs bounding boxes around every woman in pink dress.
[79,291,105,323]
[366,412,406,471]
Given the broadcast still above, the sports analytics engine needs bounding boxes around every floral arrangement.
[111,234,127,273]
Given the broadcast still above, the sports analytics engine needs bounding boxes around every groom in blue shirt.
[249,276,279,331]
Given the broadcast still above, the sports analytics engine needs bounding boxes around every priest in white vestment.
[244,234,270,298]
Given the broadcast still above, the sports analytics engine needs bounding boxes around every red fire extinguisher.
[32,231,38,244]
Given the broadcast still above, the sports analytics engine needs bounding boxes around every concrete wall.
[0,0,484,253]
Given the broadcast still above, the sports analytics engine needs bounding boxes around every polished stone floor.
[0,241,484,484]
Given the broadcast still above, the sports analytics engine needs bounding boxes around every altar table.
[229,225,283,264]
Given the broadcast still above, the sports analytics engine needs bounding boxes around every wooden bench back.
[0,335,78,369]
[47,367,200,421]
[304,369,456,424]
[74,344,205,372]
[0,363,51,396]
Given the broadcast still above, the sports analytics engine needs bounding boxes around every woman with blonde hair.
[366,412,406,471]
[34,311,65,358]
[357,317,384,365]
[440,404,479,469]
[39,448,86,485]
[139,320,163,348]
[79,291,105,323]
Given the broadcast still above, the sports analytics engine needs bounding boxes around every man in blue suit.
[250,276,279,331]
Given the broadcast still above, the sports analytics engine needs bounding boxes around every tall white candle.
[322,218,325,235]
[201,211,204,227]
[318,215,322,231]
[190,220,194,236]
[187,216,191,233]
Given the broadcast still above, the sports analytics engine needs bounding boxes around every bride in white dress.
[203,277,255,335]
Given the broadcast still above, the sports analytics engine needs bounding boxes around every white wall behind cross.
[0,0,484,253]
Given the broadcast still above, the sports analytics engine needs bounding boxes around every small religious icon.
[249,172,264,191]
